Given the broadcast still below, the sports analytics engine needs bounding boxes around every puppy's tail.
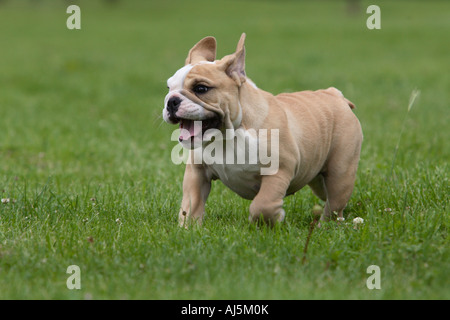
[325,87,355,109]
[344,97,355,109]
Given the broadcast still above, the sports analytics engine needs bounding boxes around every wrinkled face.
[163,61,240,149]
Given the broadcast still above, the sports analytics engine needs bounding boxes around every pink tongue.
[179,120,196,141]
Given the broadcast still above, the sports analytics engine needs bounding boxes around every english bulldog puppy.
[163,33,363,226]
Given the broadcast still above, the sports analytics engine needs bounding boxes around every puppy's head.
[163,34,247,149]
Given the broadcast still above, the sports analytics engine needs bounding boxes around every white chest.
[207,161,262,200]
[203,128,264,200]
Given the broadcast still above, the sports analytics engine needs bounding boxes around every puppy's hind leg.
[321,151,360,222]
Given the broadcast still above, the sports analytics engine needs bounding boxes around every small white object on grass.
[353,217,364,229]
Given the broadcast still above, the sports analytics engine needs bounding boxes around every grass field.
[0,0,448,300]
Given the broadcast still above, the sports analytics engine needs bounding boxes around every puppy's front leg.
[249,170,291,225]
[179,162,211,227]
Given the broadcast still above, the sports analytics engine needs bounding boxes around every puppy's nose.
[167,96,181,115]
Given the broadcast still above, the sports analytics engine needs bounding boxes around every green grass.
[0,0,448,299]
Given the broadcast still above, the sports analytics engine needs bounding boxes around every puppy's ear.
[222,33,246,86]
[235,32,246,55]
[185,36,217,65]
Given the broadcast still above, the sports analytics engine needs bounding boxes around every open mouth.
[174,115,222,142]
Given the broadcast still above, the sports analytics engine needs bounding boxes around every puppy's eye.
[193,85,210,94]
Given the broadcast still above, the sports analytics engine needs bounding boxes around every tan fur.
[167,34,363,226]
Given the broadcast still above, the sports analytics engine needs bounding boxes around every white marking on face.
[167,64,193,91]
[163,65,194,123]
[166,61,215,92]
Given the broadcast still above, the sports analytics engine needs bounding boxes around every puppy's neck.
[238,80,271,130]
